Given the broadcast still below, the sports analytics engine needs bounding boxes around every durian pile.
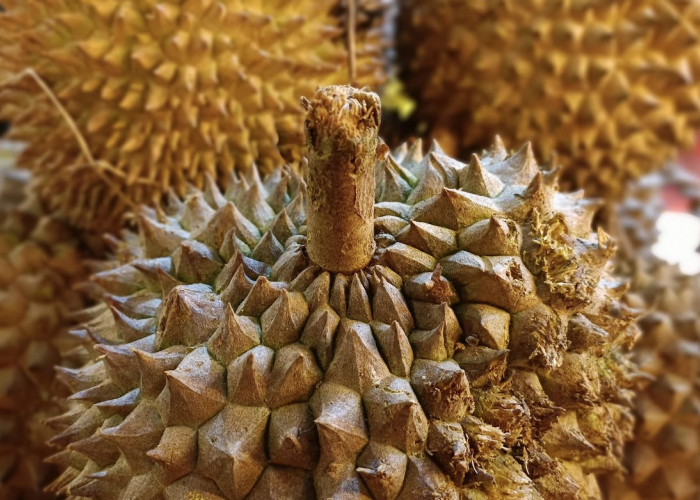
[0,1,698,500]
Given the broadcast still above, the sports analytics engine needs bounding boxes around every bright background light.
[653,211,700,275]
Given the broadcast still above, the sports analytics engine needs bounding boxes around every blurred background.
[658,138,700,275]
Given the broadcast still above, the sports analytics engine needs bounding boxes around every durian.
[0,144,91,499]
[600,171,700,500]
[48,86,639,500]
[0,0,386,231]
[602,261,700,500]
[397,0,700,200]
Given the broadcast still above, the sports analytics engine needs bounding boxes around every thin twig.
[14,68,150,209]
[347,0,357,84]
[19,68,96,165]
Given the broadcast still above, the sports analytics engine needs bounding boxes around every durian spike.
[302,85,381,274]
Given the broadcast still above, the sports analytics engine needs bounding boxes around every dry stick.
[347,0,357,84]
[302,85,381,274]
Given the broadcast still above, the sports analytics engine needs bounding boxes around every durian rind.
[51,139,638,500]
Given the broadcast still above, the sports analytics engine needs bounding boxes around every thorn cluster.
[398,1,700,200]
[50,138,638,499]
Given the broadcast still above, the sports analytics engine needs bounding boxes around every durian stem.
[302,85,381,274]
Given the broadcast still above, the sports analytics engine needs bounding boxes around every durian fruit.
[609,171,671,269]
[397,0,700,200]
[602,262,700,500]
[0,146,91,499]
[0,0,386,232]
[599,170,700,500]
[49,86,639,500]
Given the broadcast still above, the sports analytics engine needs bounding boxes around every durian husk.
[0,0,387,232]
[602,263,700,500]
[601,170,700,500]
[397,0,700,201]
[46,134,640,500]
[0,144,91,499]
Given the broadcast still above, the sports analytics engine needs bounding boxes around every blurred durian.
[0,0,387,231]
[0,143,91,500]
[397,0,700,201]
[603,261,700,500]
[601,169,700,500]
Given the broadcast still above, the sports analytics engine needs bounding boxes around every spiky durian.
[397,0,700,200]
[600,170,700,500]
[0,144,91,499]
[48,87,638,500]
[601,261,700,500]
[0,0,386,232]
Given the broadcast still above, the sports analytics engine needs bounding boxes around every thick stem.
[303,85,381,274]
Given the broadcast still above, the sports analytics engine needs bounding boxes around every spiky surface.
[0,153,90,499]
[50,139,638,500]
[602,262,700,500]
[0,0,386,232]
[398,0,700,200]
[601,171,700,500]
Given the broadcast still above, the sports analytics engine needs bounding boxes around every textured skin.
[603,262,700,500]
[601,172,700,500]
[49,140,638,499]
[0,0,386,231]
[0,147,90,499]
[398,0,700,201]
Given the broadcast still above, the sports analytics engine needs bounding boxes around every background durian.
[396,0,700,202]
[598,170,700,500]
[0,0,388,232]
[0,143,92,500]
[604,261,700,500]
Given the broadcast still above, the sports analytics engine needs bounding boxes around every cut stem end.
[303,85,381,274]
